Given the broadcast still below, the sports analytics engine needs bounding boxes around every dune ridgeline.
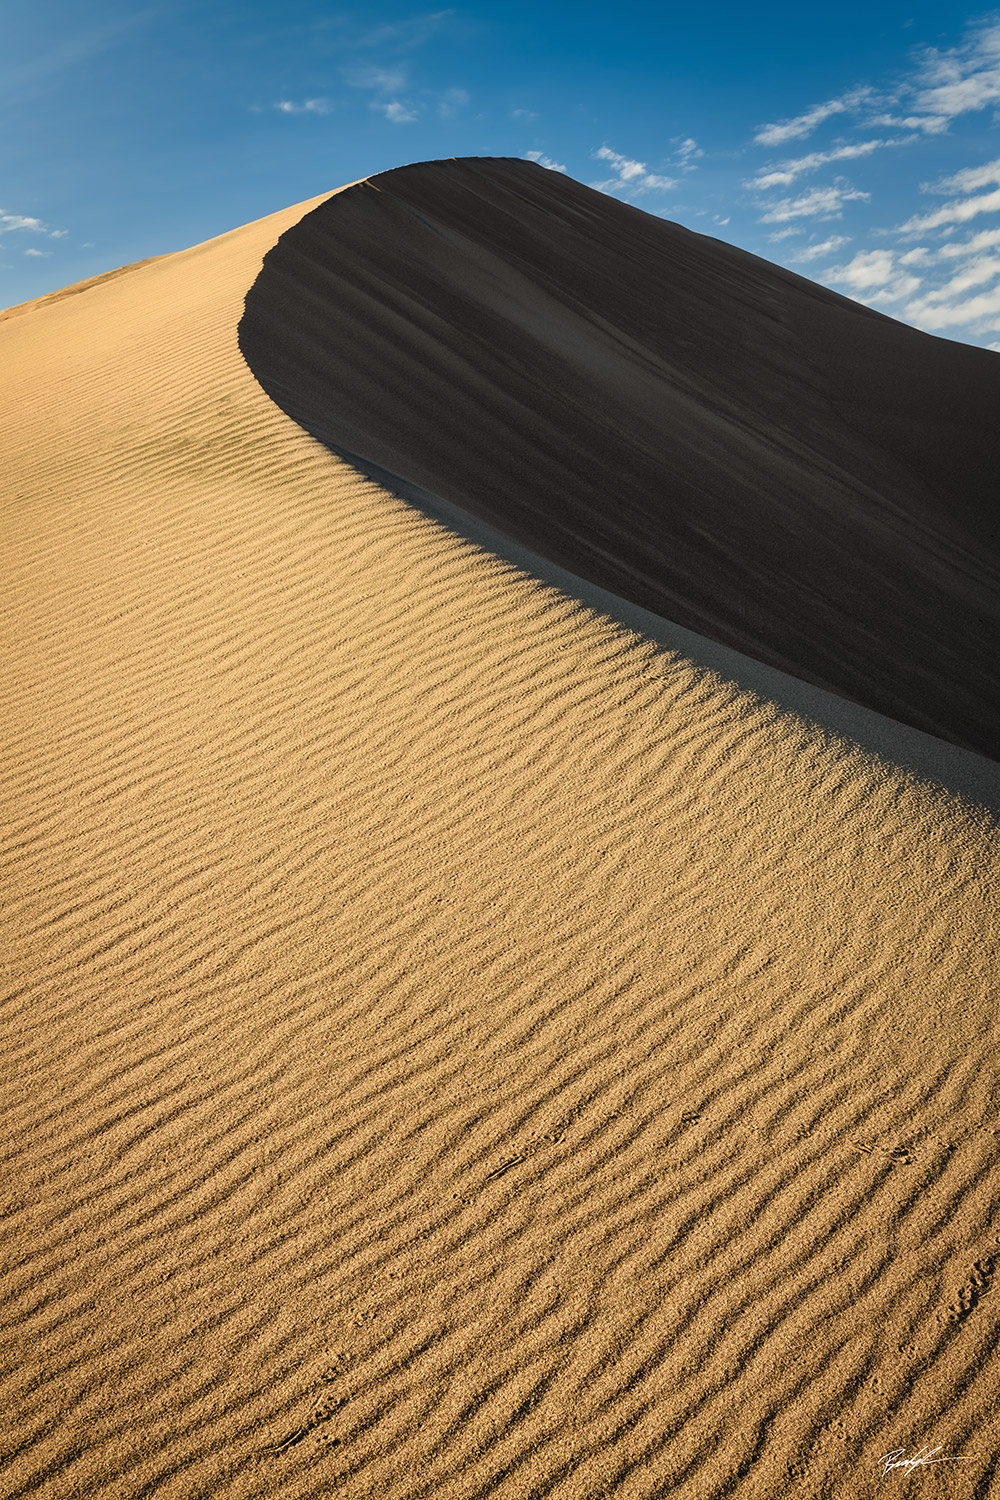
[2,157,999,1500]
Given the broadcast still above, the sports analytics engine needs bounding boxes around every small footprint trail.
[270,1395,347,1455]
[950,1255,996,1327]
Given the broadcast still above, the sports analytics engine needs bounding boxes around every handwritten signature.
[879,1445,975,1477]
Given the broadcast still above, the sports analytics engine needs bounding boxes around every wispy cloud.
[438,86,468,118]
[898,246,934,266]
[512,108,538,122]
[744,17,1000,349]
[866,110,952,135]
[929,158,1000,194]
[786,235,852,262]
[758,182,870,223]
[24,247,50,257]
[754,18,1000,154]
[382,99,419,123]
[524,151,567,173]
[918,254,1000,300]
[0,213,45,233]
[908,21,1000,130]
[346,64,418,122]
[358,11,453,50]
[830,222,1000,335]
[324,9,455,126]
[591,146,677,195]
[747,136,916,190]
[346,65,408,94]
[896,156,1000,233]
[937,226,1000,257]
[49,228,68,238]
[754,88,874,147]
[273,97,331,115]
[905,281,1000,331]
[674,137,703,170]
[827,248,921,300]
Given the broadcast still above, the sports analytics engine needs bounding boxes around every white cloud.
[752,20,1000,161]
[24,247,50,257]
[905,282,1000,330]
[274,98,331,115]
[898,246,934,266]
[867,112,952,134]
[909,22,1000,129]
[925,158,1000,194]
[938,226,1000,257]
[887,227,1000,271]
[49,229,68,238]
[786,235,851,262]
[381,100,419,123]
[830,249,897,289]
[675,137,703,170]
[512,108,538,122]
[923,255,1000,300]
[767,227,803,241]
[758,183,870,223]
[897,158,1000,233]
[747,136,916,190]
[0,213,45,232]
[754,87,874,146]
[591,146,677,195]
[594,147,648,182]
[827,248,921,301]
[524,151,567,173]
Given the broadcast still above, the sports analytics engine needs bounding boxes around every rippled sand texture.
[2,180,999,1500]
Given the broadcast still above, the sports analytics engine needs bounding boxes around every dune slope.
[1,179,999,1500]
[240,156,1000,759]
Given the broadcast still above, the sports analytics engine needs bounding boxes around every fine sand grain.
[1,170,999,1500]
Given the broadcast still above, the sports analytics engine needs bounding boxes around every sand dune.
[1,163,999,1500]
[240,157,1000,759]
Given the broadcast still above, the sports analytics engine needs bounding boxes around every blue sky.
[4,2,1000,348]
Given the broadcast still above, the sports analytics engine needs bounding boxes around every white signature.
[879,1445,976,1477]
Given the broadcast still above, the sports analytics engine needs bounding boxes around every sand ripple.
[1,176,999,1500]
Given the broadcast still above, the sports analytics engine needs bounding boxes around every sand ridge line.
[0,256,167,321]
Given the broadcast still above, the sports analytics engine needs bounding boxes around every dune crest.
[1,172,999,1500]
[240,156,1000,759]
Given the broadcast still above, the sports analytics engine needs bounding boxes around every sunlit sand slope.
[240,156,1000,759]
[1,182,999,1500]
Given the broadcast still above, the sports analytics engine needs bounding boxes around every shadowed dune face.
[240,156,1000,759]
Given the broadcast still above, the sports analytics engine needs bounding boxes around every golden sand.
[1,182,998,1500]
